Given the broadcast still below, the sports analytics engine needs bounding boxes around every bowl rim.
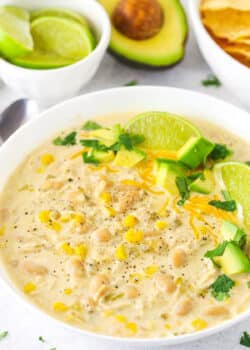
[1,85,250,346]
[0,0,111,74]
[188,0,250,75]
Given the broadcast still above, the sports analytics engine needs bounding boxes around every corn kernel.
[53,301,68,312]
[41,153,54,166]
[191,319,207,331]
[103,310,113,317]
[72,213,85,224]
[0,226,5,236]
[60,214,71,223]
[23,282,36,294]
[38,210,50,223]
[155,220,167,230]
[115,314,127,323]
[61,242,74,255]
[74,244,87,260]
[35,167,44,174]
[49,221,61,232]
[115,244,127,261]
[99,192,112,204]
[144,265,159,277]
[123,215,137,228]
[64,288,72,295]
[105,206,116,217]
[125,322,137,334]
[124,229,143,244]
[164,324,171,330]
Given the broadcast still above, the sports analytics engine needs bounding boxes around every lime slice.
[214,162,250,229]
[0,6,33,59]
[31,16,95,60]
[30,8,89,28]
[126,111,201,151]
[11,51,74,69]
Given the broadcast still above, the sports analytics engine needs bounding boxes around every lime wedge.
[30,16,95,60]
[0,6,33,59]
[125,111,201,151]
[30,8,89,28]
[214,162,250,229]
[11,51,74,69]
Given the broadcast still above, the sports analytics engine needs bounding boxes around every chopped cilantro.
[187,172,205,182]
[80,139,108,151]
[204,241,228,266]
[202,74,221,87]
[246,161,250,166]
[82,120,102,130]
[38,336,45,343]
[247,281,250,289]
[210,274,235,301]
[0,331,8,341]
[176,176,190,205]
[124,80,138,86]
[210,143,232,161]
[118,133,145,150]
[209,199,237,212]
[240,332,250,347]
[53,131,77,146]
[82,152,99,165]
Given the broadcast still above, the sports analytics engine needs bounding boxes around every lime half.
[214,162,250,229]
[126,111,201,151]
[31,16,95,60]
[0,6,33,59]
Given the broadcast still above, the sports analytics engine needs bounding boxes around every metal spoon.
[0,98,38,144]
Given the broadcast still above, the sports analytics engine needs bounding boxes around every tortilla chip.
[201,9,250,41]
[223,43,250,58]
[201,0,250,11]
[234,37,250,45]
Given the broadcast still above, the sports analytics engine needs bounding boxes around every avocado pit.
[112,0,164,40]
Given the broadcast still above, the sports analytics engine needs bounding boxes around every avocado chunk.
[177,136,214,169]
[89,124,122,147]
[91,149,115,163]
[99,0,187,68]
[154,158,186,194]
[113,147,146,167]
[221,220,246,248]
[189,170,214,194]
[214,242,250,275]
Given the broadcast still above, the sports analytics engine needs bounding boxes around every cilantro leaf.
[210,274,235,301]
[210,143,232,161]
[82,121,102,130]
[38,336,45,343]
[204,241,228,266]
[202,74,221,87]
[124,80,138,86]
[53,131,77,146]
[80,139,108,151]
[209,200,237,211]
[187,172,204,182]
[117,133,145,151]
[246,161,250,166]
[176,176,190,205]
[0,331,8,341]
[240,332,250,347]
[82,152,99,165]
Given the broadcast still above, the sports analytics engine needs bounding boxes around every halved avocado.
[99,0,187,68]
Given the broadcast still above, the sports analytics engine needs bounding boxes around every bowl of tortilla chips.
[188,0,250,107]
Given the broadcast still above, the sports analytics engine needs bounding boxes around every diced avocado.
[189,169,215,194]
[91,149,115,163]
[221,220,246,248]
[177,136,214,169]
[90,124,123,147]
[99,0,187,68]
[214,242,250,275]
[154,158,186,195]
[113,147,146,168]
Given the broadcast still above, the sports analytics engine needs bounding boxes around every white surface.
[188,0,250,108]
[0,0,110,105]
[0,2,249,350]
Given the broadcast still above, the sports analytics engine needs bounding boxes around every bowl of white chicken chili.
[0,86,250,348]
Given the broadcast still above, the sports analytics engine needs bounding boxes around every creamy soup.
[0,113,250,338]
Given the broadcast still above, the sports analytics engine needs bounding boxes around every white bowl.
[0,0,110,105]
[188,0,250,108]
[0,86,250,348]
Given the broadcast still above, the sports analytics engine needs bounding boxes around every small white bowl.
[0,0,110,105]
[188,0,250,108]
